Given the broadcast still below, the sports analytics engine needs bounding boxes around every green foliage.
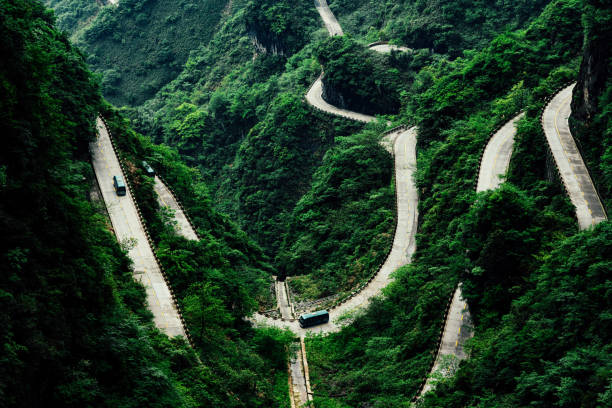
[328,0,549,56]
[420,222,612,407]
[316,35,428,115]
[0,1,191,405]
[407,0,583,146]
[231,92,335,255]
[43,0,101,34]
[278,130,395,297]
[570,0,612,211]
[78,0,229,106]
[244,0,317,55]
[307,1,597,406]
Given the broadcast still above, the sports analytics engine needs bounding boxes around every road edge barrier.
[98,116,197,350]
[411,286,457,401]
[539,81,608,222]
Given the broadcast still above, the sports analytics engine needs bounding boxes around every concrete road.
[91,118,186,338]
[542,84,607,229]
[314,0,343,36]
[153,177,198,240]
[289,342,309,407]
[477,113,524,192]
[422,113,526,395]
[306,75,375,123]
[421,286,473,394]
[369,44,412,53]
[253,127,418,335]
[276,280,294,320]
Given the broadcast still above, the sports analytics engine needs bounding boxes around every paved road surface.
[306,75,375,123]
[314,0,343,36]
[422,113,526,395]
[289,342,309,407]
[421,286,473,394]
[253,127,418,335]
[276,280,294,320]
[542,84,607,229]
[91,118,186,338]
[153,177,198,240]
[477,113,524,191]
[369,44,412,53]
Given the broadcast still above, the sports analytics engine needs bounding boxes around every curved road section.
[477,113,524,191]
[542,84,607,229]
[369,44,412,53]
[306,75,375,123]
[91,119,186,338]
[253,127,418,335]
[153,177,198,240]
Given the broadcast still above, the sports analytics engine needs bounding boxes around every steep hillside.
[76,0,229,106]
[308,0,611,406]
[571,0,612,211]
[0,1,291,406]
[0,1,191,405]
[118,0,552,287]
[327,0,549,55]
[43,0,101,35]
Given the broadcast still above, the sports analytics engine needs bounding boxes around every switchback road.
[420,113,527,394]
[91,119,186,338]
[306,75,375,123]
[253,127,418,335]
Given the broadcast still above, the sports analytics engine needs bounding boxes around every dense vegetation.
[328,0,549,56]
[43,0,101,34]
[77,0,229,106]
[0,1,292,406]
[1,1,192,405]
[316,36,429,115]
[277,129,395,298]
[11,0,612,405]
[570,0,612,211]
[307,0,611,406]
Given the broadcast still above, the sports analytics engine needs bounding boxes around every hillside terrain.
[3,0,612,406]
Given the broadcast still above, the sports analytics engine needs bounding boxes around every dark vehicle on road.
[142,161,155,176]
[299,310,329,328]
[113,175,126,196]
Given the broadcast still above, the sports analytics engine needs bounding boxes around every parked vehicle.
[142,161,155,176]
[113,175,126,196]
[298,310,329,328]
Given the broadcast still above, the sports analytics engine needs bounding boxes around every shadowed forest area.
[2,0,611,406]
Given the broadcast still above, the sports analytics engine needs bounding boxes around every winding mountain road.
[91,119,186,338]
[98,1,606,405]
[542,84,607,228]
[306,75,375,123]
[369,44,412,53]
[477,113,525,191]
[253,127,418,336]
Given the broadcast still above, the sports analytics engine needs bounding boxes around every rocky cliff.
[571,0,612,122]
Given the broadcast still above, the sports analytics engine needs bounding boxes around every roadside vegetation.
[6,0,612,405]
[1,1,292,406]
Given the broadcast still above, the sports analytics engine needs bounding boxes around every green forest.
[2,0,611,406]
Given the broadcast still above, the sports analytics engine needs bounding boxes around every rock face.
[321,76,348,110]
[248,30,285,56]
[571,3,612,123]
